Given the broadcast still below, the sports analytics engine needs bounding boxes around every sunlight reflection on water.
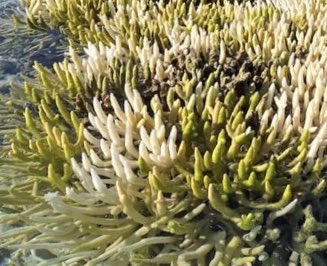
[0,0,65,94]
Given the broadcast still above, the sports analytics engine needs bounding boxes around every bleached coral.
[1,0,327,265]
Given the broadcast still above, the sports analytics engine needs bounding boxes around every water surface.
[0,0,65,93]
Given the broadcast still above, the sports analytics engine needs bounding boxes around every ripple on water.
[0,0,66,92]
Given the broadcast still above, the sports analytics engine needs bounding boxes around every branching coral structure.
[1,0,327,265]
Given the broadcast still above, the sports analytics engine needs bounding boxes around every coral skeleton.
[1,0,327,265]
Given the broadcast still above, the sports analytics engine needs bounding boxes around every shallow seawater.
[0,0,65,94]
[0,1,65,264]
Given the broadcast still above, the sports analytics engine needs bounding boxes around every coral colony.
[1,0,327,265]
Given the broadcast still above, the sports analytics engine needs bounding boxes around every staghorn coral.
[1,0,327,265]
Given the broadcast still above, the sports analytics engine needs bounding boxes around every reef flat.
[1,0,327,265]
